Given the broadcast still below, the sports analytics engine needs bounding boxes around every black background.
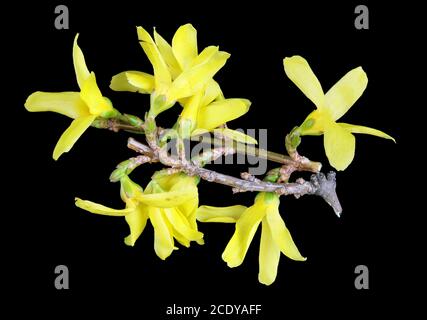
[4,0,416,316]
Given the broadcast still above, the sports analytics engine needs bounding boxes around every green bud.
[124,114,144,127]
[290,133,301,149]
[110,169,124,182]
[263,168,280,183]
[99,97,119,118]
[117,159,131,169]
[290,126,300,136]
[91,118,107,129]
[109,160,131,182]
[144,116,157,134]
[101,107,120,119]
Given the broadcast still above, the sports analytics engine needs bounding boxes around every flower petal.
[190,128,211,138]
[179,197,198,220]
[197,205,248,223]
[149,207,175,260]
[80,73,111,115]
[190,46,218,67]
[325,67,368,121]
[298,109,332,136]
[137,26,171,93]
[168,227,190,247]
[258,217,281,285]
[137,191,193,208]
[197,99,251,131]
[152,172,194,191]
[222,205,265,267]
[164,208,203,244]
[266,207,306,261]
[179,197,203,245]
[137,180,197,208]
[153,29,181,78]
[75,197,134,216]
[53,114,96,160]
[73,34,90,89]
[180,91,202,124]
[146,174,200,230]
[175,47,221,106]
[201,79,224,106]
[168,50,230,101]
[166,176,198,197]
[339,123,395,142]
[324,122,356,171]
[25,91,89,119]
[215,128,258,145]
[283,56,325,109]
[172,24,198,71]
[110,71,154,94]
[124,204,149,246]
[120,176,144,201]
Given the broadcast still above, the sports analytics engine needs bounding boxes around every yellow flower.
[197,193,305,285]
[24,34,116,160]
[75,173,203,260]
[283,55,395,171]
[110,24,230,116]
[179,87,255,143]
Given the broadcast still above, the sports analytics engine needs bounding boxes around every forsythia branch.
[22,26,395,286]
[127,137,342,216]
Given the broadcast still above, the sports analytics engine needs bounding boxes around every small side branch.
[92,114,321,169]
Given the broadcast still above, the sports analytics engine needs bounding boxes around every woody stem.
[94,115,321,171]
[127,136,342,216]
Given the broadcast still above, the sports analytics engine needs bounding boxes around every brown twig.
[194,136,322,173]
[92,115,321,170]
[127,137,342,216]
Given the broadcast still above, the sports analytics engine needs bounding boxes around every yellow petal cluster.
[76,173,203,260]
[111,24,230,115]
[25,35,116,160]
[284,55,395,170]
[197,193,305,285]
[111,24,253,140]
